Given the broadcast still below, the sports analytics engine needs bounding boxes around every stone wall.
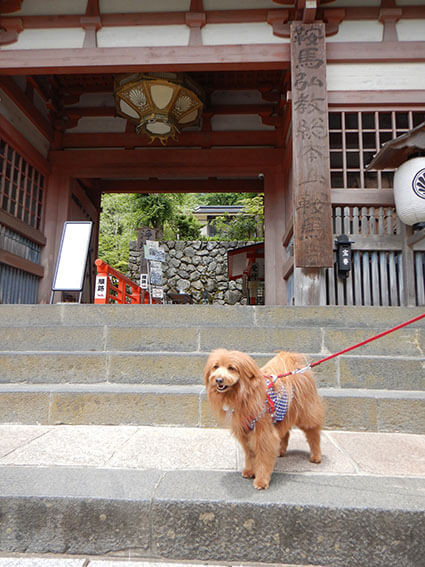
[128,240,257,304]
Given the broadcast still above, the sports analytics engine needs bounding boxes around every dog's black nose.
[215,377,224,385]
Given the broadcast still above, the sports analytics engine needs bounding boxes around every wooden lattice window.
[0,137,45,230]
[329,110,425,190]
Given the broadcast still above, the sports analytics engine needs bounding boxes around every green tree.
[196,192,246,206]
[211,193,264,240]
[130,193,201,239]
[131,193,174,235]
[174,213,202,239]
[97,191,262,273]
[97,193,136,273]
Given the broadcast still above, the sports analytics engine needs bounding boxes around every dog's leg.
[302,427,322,464]
[251,425,280,490]
[239,436,256,479]
[279,430,290,457]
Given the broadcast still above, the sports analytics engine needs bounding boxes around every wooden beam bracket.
[303,1,317,24]
[379,8,402,42]
[80,15,102,48]
[267,9,290,38]
[323,9,345,37]
[80,16,102,31]
[185,11,206,46]
[0,16,23,46]
[0,1,23,13]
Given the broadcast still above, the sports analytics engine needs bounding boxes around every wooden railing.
[284,206,425,307]
[94,259,147,304]
[328,206,425,306]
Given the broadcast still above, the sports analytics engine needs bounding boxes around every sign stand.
[142,240,165,304]
[50,221,93,304]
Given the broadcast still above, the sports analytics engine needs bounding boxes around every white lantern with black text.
[393,157,425,227]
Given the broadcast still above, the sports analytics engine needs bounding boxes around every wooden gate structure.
[0,1,424,306]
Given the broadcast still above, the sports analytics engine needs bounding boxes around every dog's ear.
[237,352,262,381]
[203,349,224,386]
[203,354,213,386]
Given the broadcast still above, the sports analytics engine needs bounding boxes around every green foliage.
[97,191,263,272]
[174,213,202,240]
[210,193,264,241]
[97,193,136,273]
[196,192,246,206]
[132,193,174,232]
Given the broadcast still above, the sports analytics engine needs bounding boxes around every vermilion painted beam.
[49,147,282,177]
[61,130,280,149]
[0,209,46,246]
[0,45,291,75]
[98,178,263,193]
[64,103,275,118]
[2,7,425,29]
[331,189,394,206]
[0,249,44,277]
[0,42,424,76]
[327,42,425,63]
[0,76,53,140]
[328,90,425,106]
[0,113,50,174]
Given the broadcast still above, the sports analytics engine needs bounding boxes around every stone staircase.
[0,304,423,432]
[0,304,424,567]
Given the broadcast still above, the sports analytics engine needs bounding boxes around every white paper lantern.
[393,156,425,226]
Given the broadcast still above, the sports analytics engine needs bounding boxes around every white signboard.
[140,273,149,290]
[52,221,93,291]
[94,275,107,299]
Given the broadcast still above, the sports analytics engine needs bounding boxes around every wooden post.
[37,167,71,303]
[264,168,287,305]
[400,224,416,307]
[290,22,333,304]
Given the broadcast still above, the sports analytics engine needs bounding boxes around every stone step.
[0,383,424,433]
[1,322,422,355]
[1,467,423,566]
[0,304,424,330]
[0,350,423,391]
[0,425,424,566]
[0,348,423,388]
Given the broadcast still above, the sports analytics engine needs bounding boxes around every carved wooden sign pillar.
[290,22,333,268]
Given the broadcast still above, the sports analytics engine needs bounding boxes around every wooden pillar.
[400,224,416,307]
[37,167,72,303]
[264,167,286,306]
[290,22,333,305]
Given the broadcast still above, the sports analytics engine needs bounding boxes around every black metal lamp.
[335,234,354,279]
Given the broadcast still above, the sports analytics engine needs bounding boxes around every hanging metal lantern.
[114,72,204,144]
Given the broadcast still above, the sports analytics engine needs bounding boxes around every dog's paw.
[310,455,322,464]
[242,468,255,479]
[253,478,269,490]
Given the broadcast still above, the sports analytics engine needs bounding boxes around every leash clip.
[292,364,312,375]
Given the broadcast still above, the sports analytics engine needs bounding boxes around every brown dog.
[203,348,325,490]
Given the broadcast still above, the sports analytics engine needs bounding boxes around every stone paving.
[0,424,424,566]
[0,557,319,566]
[0,424,424,477]
[0,558,319,566]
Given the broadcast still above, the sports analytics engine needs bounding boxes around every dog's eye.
[228,365,235,371]
[213,364,219,369]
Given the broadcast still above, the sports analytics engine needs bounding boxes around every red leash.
[269,312,425,379]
